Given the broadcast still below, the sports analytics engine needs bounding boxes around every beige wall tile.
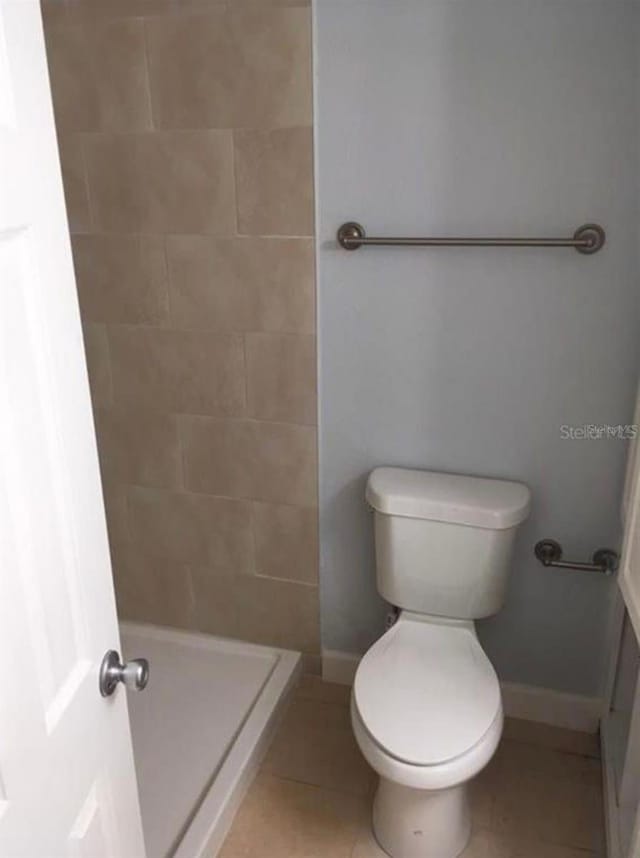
[252,501,317,583]
[65,0,226,22]
[234,127,314,236]
[232,0,310,6]
[40,0,68,28]
[84,131,236,234]
[82,323,112,406]
[166,236,314,333]
[234,575,319,653]
[45,18,151,132]
[101,479,130,563]
[63,0,309,21]
[145,8,232,129]
[301,652,322,675]
[112,546,194,628]
[43,0,318,649]
[246,332,316,424]
[190,567,240,637]
[58,135,92,233]
[146,7,311,130]
[73,235,170,325]
[127,486,254,571]
[182,417,317,506]
[94,406,180,488]
[219,774,364,858]
[108,327,246,416]
[227,6,311,129]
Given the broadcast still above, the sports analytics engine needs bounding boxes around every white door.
[602,389,640,858]
[0,2,146,856]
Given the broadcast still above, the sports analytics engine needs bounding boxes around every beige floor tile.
[460,827,514,858]
[295,674,351,706]
[219,710,605,858]
[491,766,603,851]
[351,825,514,858]
[350,826,387,858]
[262,697,376,796]
[502,717,600,758]
[219,774,366,858]
[469,767,496,829]
[512,842,596,858]
[496,737,601,786]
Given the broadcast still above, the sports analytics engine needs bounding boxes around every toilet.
[352,467,531,858]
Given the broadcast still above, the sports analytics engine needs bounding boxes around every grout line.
[139,16,156,133]
[261,772,371,801]
[77,133,96,233]
[175,412,186,490]
[230,128,241,237]
[123,480,318,511]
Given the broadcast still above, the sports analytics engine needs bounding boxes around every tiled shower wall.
[41,0,319,662]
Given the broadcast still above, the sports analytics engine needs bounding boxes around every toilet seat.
[353,614,501,768]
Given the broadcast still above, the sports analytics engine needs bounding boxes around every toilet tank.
[366,468,531,620]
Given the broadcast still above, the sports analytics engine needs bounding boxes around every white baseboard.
[500,681,601,733]
[322,649,601,734]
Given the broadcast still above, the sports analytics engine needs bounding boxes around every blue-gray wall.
[314,0,640,696]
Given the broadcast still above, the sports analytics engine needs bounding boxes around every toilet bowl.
[355,467,530,857]
[351,612,503,858]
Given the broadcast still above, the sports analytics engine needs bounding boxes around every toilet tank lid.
[366,468,531,530]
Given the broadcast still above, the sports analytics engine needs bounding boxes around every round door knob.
[99,649,150,697]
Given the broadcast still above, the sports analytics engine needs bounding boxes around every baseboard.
[322,649,601,734]
[500,682,601,733]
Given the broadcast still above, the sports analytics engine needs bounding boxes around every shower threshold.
[121,622,301,858]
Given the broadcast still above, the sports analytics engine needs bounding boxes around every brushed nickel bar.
[337,221,606,255]
[534,539,618,576]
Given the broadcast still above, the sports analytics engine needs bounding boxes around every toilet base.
[372,776,471,858]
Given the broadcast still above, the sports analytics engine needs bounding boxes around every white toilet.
[352,467,531,858]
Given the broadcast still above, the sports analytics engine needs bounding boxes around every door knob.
[99,649,149,697]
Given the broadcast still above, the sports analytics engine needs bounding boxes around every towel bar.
[337,221,606,255]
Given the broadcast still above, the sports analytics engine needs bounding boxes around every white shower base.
[121,622,301,858]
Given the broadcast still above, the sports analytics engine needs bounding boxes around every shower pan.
[122,624,300,858]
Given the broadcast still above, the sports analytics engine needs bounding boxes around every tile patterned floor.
[219,676,604,858]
